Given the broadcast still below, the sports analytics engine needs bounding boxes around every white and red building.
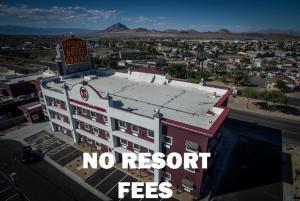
[39,37,231,197]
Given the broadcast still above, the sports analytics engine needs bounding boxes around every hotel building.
[39,37,231,197]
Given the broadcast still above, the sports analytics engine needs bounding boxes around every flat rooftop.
[0,73,48,85]
[46,71,229,131]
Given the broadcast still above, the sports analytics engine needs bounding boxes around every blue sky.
[0,0,299,32]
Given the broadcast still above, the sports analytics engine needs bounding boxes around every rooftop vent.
[206,110,215,116]
[82,80,88,85]
[84,75,97,81]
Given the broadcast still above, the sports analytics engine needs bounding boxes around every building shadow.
[205,118,293,201]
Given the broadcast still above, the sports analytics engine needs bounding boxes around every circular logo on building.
[80,86,89,101]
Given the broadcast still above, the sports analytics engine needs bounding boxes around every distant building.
[18,101,44,123]
[119,50,146,60]
[0,73,47,97]
[265,75,296,91]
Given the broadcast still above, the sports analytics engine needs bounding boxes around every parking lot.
[0,175,29,201]
[24,131,180,201]
[24,131,83,167]
[85,166,180,201]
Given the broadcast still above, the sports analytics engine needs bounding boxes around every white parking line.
[47,144,69,156]
[94,169,117,188]
[5,193,18,201]
[0,186,11,194]
[105,175,128,195]
[30,134,49,144]
[56,149,78,162]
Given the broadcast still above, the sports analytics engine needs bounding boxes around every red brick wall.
[115,120,154,143]
[162,123,209,196]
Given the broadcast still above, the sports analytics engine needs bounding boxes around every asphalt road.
[0,140,102,201]
[229,109,300,138]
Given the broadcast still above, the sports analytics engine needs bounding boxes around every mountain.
[0,25,96,35]
[217,28,231,34]
[133,28,149,32]
[101,23,129,32]
[0,24,299,39]
[258,29,300,36]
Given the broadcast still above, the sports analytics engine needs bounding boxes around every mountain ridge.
[0,23,299,39]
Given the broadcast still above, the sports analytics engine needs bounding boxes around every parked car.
[17,94,32,100]
[0,96,13,101]
[22,146,44,163]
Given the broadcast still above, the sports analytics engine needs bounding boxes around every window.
[185,141,199,153]
[135,160,139,168]
[148,149,154,155]
[163,136,172,148]
[87,138,92,144]
[120,139,128,147]
[93,127,99,135]
[91,111,96,118]
[147,130,154,139]
[162,171,171,181]
[84,123,90,130]
[56,99,60,105]
[71,106,76,112]
[105,132,110,141]
[185,164,196,173]
[132,125,139,135]
[75,120,80,128]
[82,108,88,115]
[133,143,140,152]
[62,127,67,134]
[182,178,194,192]
[95,142,101,150]
[50,98,55,106]
[118,120,127,129]
[59,113,63,120]
[103,116,108,124]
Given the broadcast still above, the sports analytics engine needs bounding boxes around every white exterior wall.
[41,82,162,182]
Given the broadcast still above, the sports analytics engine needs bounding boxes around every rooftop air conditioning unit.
[84,75,97,81]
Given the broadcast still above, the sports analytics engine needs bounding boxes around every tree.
[232,71,249,86]
[196,70,212,81]
[163,64,186,79]
[275,80,288,92]
[242,88,257,108]
[260,91,287,110]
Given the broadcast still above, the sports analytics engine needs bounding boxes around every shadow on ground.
[254,102,300,116]
[207,118,292,201]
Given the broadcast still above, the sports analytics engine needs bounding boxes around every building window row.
[74,105,108,125]
[49,111,69,124]
[46,97,66,110]
[118,137,152,154]
[77,120,110,142]
[116,120,154,140]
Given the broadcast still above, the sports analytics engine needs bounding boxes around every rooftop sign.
[61,38,88,65]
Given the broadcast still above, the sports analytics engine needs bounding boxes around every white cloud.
[0,4,117,24]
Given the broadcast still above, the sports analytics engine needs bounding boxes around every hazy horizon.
[0,0,300,32]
